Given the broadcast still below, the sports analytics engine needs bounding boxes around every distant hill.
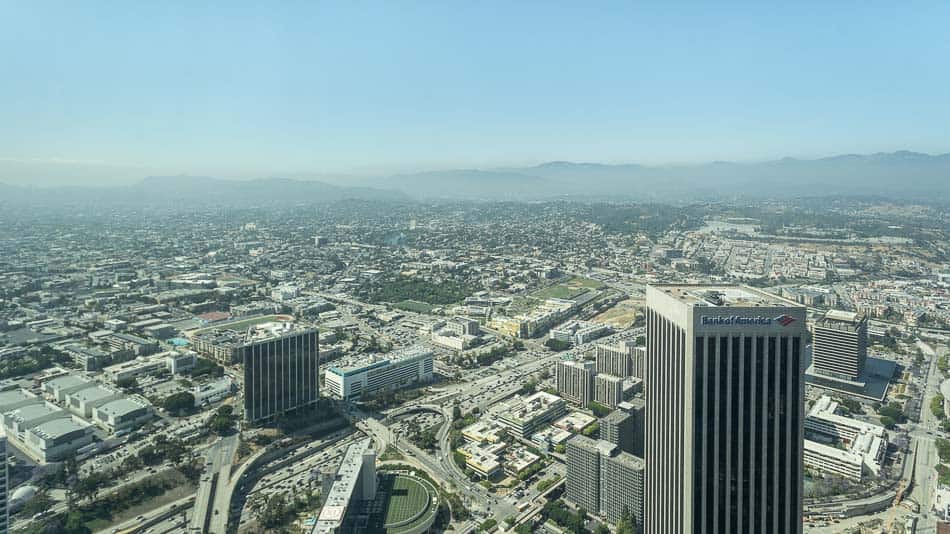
[3,151,948,205]
[0,176,406,207]
[366,151,950,201]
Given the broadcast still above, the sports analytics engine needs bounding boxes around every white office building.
[324,345,434,401]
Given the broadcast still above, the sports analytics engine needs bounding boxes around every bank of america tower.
[644,285,806,534]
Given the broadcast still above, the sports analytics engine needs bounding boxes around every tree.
[452,405,462,421]
[115,376,138,390]
[208,404,236,435]
[163,392,196,416]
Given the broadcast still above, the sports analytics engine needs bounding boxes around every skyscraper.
[811,310,868,381]
[0,437,7,534]
[644,285,806,534]
[241,322,320,422]
[556,359,595,408]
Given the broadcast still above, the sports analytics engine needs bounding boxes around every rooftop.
[95,398,149,419]
[652,284,798,308]
[329,344,433,376]
[568,434,617,457]
[818,310,866,325]
[45,375,93,391]
[314,438,373,533]
[31,417,90,440]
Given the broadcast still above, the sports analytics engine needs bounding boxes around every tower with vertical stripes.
[644,285,805,534]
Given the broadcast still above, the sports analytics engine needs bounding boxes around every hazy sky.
[2,2,949,185]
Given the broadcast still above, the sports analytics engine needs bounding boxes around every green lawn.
[385,477,430,525]
[531,276,604,301]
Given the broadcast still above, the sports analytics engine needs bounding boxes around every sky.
[2,1,950,185]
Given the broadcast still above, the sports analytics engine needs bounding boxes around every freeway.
[189,433,239,533]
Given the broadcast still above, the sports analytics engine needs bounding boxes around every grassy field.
[394,299,435,313]
[385,476,430,525]
[531,276,604,301]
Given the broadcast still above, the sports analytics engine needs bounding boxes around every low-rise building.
[101,350,197,383]
[495,391,567,440]
[550,321,611,346]
[0,389,93,463]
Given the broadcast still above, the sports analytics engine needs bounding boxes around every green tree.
[162,392,196,416]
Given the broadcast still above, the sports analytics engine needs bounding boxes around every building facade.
[324,345,433,401]
[556,359,595,407]
[595,374,624,408]
[242,326,319,422]
[601,451,645,525]
[644,285,806,534]
[600,409,636,456]
[0,437,7,534]
[811,310,868,381]
[566,434,645,528]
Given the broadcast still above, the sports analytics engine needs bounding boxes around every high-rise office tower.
[556,359,595,408]
[644,285,806,534]
[811,310,867,381]
[0,437,7,534]
[241,322,320,422]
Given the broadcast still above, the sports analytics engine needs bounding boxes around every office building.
[242,322,319,422]
[556,358,595,407]
[495,391,567,440]
[601,409,637,456]
[595,374,624,408]
[324,345,433,401]
[802,395,887,481]
[566,435,616,512]
[621,397,646,458]
[644,285,806,534]
[550,321,611,346]
[0,437,7,534]
[595,341,645,379]
[566,435,645,528]
[811,310,868,381]
[601,451,645,525]
[102,350,197,383]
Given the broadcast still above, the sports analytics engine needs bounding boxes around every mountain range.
[1,151,948,205]
[356,150,950,200]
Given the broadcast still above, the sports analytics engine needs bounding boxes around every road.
[189,433,239,533]
[907,343,948,532]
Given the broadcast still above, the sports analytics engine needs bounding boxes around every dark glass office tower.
[644,285,806,534]
[241,325,319,422]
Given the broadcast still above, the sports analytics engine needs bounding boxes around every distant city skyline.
[3,2,950,185]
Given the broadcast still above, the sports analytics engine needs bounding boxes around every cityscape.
[3,3,950,534]
[0,193,947,534]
